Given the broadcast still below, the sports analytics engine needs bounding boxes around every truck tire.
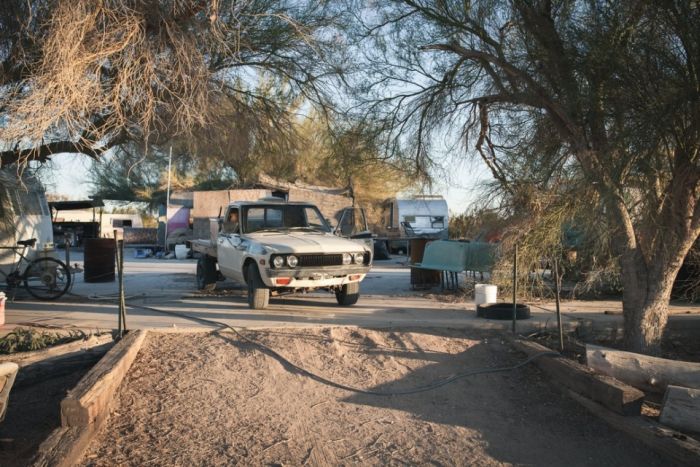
[335,281,360,306]
[196,255,217,291]
[373,240,391,260]
[246,264,270,309]
[476,303,531,320]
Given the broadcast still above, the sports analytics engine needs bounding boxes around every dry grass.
[1,0,224,161]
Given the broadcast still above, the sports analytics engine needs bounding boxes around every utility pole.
[164,146,172,253]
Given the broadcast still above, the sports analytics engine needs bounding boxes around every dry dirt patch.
[81,327,669,466]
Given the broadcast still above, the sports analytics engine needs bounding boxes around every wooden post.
[118,237,126,334]
[64,233,71,269]
[114,230,126,338]
[512,244,518,334]
[554,257,564,352]
[586,344,700,393]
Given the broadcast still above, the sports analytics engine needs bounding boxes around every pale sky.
[44,152,493,215]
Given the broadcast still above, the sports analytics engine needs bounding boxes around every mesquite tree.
[349,0,700,353]
[0,0,342,168]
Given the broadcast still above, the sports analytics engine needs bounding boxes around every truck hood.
[246,231,368,254]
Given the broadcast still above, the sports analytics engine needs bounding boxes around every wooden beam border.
[31,330,147,467]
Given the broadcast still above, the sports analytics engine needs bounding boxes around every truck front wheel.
[196,255,218,291]
[335,282,360,306]
[246,264,270,309]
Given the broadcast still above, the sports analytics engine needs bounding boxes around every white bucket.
[474,284,497,306]
[174,244,190,260]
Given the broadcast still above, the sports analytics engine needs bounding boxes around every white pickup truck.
[191,199,373,309]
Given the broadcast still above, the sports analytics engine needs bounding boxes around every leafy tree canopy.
[346,0,700,352]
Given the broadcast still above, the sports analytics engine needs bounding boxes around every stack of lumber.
[586,344,700,434]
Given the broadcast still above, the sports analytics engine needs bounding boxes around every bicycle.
[0,238,71,300]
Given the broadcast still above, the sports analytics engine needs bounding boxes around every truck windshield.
[242,205,331,233]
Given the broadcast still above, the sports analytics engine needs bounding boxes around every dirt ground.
[0,367,91,467]
[80,327,672,466]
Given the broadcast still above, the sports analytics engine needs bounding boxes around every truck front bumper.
[263,265,371,288]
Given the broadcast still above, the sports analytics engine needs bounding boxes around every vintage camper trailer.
[0,170,54,274]
[381,195,449,238]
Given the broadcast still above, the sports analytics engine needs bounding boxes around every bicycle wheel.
[23,257,71,300]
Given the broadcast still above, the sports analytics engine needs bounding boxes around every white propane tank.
[474,283,497,306]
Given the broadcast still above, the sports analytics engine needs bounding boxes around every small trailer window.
[112,219,133,228]
[39,193,50,216]
[24,191,43,215]
[0,189,6,218]
[9,189,23,215]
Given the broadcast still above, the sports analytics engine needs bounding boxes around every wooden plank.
[513,340,645,415]
[567,389,700,466]
[0,334,114,366]
[660,386,700,433]
[0,362,18,422]
[586,344,700,394]
[31,412,105,467]
[61,330,146,427]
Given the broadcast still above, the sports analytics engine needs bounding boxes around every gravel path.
[81,327,671,466]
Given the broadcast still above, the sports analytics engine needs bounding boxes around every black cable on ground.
[118,299,560,397]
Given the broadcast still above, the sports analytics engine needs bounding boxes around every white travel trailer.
[381,195,449,238]
[0,170,54,274]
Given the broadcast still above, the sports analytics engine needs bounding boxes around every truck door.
[334,207,374,258]
[217,207,246,283]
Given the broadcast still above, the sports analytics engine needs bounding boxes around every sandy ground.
[80,328,671,466]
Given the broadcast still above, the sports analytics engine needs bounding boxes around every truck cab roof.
[228,199,317,207]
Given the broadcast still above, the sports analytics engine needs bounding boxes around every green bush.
[0,328,84,354]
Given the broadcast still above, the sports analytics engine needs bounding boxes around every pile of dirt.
[81,327,668,466]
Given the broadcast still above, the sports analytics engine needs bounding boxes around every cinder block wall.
[287,188,351,223]
[192,189,271,239]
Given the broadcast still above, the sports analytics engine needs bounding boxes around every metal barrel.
[83,238,116,283]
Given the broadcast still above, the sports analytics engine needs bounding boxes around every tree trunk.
[619,245,689,354]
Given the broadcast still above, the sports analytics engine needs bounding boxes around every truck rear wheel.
[335,282,360,306]
[196,255,217,291]
[246,264,270,309]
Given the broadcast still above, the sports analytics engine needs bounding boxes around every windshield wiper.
[288,226,327,233]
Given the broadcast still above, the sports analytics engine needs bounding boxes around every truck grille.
[297,254,344,267]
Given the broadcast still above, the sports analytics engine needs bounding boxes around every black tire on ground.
[246,264,270,309]
[335,281,360,306]
[476,303,531,320]
[373,240,391,260]
[196,255,218,291]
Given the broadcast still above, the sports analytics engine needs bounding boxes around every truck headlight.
[353,252,364,264]
[272,256,285,268]
[287,255,299,268]
[342,253,352,265]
